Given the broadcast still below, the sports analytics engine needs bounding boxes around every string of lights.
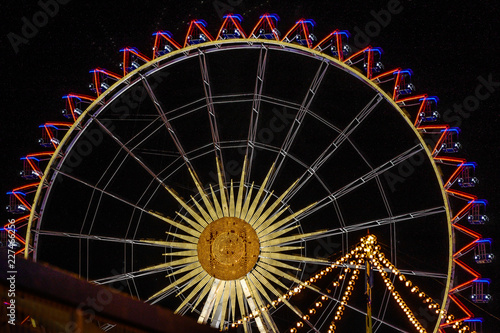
[231,235,478,333]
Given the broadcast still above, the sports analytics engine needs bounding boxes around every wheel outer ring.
[25,38,453,333]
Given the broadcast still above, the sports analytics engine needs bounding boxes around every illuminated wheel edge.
[24,38,454,333]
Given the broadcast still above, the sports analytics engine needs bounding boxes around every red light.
[454,259,480,279]
[395,94,428,104]
[446,189,477,201]
[216,14,247,40]
[343,46,370,64]
[453,223,482,239]
[250,14,279,41]
[13,183,39,192]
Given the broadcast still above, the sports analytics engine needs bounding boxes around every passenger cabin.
[393,70,415,98]
[250,14,280,40]
[217,14,246,40]
[468,200,489,225]
[440,128,461,153]
[6,191,29,214]
[152,31,182,58]
[457,163,478,188]
[418,97,439,123]
[471,279,492,303]
[474,239,494,264]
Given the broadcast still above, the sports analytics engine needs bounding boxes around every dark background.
[1,0,499,331]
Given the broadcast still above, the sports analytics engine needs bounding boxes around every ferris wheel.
[6,13,493,333]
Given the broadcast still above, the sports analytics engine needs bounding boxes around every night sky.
[1,0,499,331]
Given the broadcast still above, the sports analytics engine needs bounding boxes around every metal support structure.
[283,94,383,203]
[141,74,194,170]
[365,258,373,333]
[267,60,330,190]
[300,144,425,219]
[198,50,225,176]
[245,45,269,182]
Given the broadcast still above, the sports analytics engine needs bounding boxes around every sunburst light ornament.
[141,157,327,331]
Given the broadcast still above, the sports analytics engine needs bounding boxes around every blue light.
[62,95,82,101]
[440,127,460,134]
[474,278,491,284]
[0,228,17,232]
[419,96,439,103]
[194,19,208,27]
[223,14,243,22]
[475,238,492,245]
[462,162,477,169]
[296,19,316,27]
[469,199,488,205]
[259,14,280,22]
[395,69,413,76]
[39,124,61,130]
[152,31,174,38]
[332,30,351,38]
[464,318,483,323]
[20,156,40,162]
[364,47,383,55]
[89,68,108,74]
[6,191,27,196]
[119,47,140,53]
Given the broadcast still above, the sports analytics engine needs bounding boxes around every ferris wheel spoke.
[91,117,165,189]
[140,74,195,171]
[163,93,255,124]
[91,267,172,286]
[398,269,447,279]
[34,229,170,248]
[162,96,207,121]
[375,172,398,266]
[121,116,164,147]
[198,279,223,324]
[267,60,330,190]
[198,50,225,174]
[90,119,171,211]
[330,261,448,279]
[149,265,205,301]
[246,274,281,333]
[345,136,398,265]
[93,118,171,191]
[301,104,342,133]
[55,168,148,210]
[298,206,446,239]
[245,45,269,182]
[124,119,169,152]
[283,94,383,203]
[148,95,239,127]
[296,144,425,219]
[54,168,197,234]
[260,253,328,266]
[259,95,302,113]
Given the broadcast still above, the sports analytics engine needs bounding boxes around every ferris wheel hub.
[197,216,260,280]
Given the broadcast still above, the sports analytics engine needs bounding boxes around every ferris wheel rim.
[24,38,454,333]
